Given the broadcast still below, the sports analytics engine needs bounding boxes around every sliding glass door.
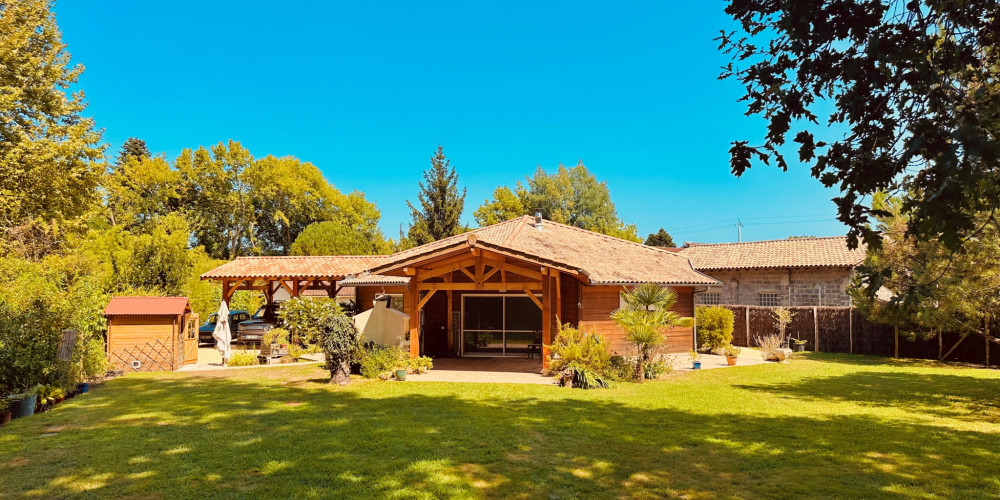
[462,295,542,356]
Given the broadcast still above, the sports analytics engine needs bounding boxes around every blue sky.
[56,0,847,244]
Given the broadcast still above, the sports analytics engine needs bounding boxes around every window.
[387,294,404,312]
[758,293,780,307]
[702,293,721,305]
[462,295,542,356]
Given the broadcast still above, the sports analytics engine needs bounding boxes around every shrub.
[262,327,290,346]
[754,333,783,359]
[607,355,634,381]
[228,352,258,366]
[724,344,742,357]
[358,344,408,379]
[409,356,433,374]
[547,324,614,389]
[772,307,796,339]
[280,297,342,345]
[320,314,361,385]
[611,283,693,381]
[643,358,672,380]
[696,306,734,351]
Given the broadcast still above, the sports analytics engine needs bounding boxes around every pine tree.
[406,146,467,245]
[116,137,151,165]
[644,228,675,247]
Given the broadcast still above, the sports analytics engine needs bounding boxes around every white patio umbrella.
[212,301,232,365]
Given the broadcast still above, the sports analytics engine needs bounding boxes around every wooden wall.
[578,285,695,356]
[107,315,180,372]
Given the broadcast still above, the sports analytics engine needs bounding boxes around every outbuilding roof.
[104,296,191,316]
[200,255,388,280]
[675,237,867,270]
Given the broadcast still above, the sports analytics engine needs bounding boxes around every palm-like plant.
[611,283,693,381]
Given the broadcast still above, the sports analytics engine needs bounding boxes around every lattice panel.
[109,339,175,372]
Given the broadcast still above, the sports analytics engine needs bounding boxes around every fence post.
[894,326,899,358]
[938,330,942,360]
[813,306,819,352]
[746,307,751,346]
[848,306,853,354]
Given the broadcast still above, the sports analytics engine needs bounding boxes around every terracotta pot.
[0,411,11,425]
[726,356,738,366]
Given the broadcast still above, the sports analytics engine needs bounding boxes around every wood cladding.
[578,286,695,355]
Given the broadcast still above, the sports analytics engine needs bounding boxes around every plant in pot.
[689,350,703,369]
[8,385,40,418]
[0,398,11,425]
[791,338,808,352]
[723,344,741,366]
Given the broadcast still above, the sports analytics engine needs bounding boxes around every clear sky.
[55,0,848,244]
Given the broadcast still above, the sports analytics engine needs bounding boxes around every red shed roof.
[104,296,191,316]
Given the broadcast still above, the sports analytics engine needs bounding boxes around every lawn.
[1,354,999,499]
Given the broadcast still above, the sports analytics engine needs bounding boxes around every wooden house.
[104,296,199,372]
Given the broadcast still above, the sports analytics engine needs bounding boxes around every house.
[674,237,867,307]
[201,216,719,367]
[104,296,199,372]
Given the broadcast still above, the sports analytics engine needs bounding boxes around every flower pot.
[10,397,35,419]
[395,369,407,381]
[692,361,702,370]
[726,356,738,366]
[77,383,89,394]
[794,344,805,352]
[0,411,11,425]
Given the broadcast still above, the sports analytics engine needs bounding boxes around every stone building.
[674,237,867,307]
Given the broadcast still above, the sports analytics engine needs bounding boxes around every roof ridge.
[503,215,532,244]
[234,255,389,259]
[683,235,852,247]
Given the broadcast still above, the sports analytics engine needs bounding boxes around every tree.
[0,0,104,228]
[321,314,361,385]
[611,283,693,381]
[474,162,641,242]
[116,138,151,165]
[290,221,388,256]
[406,146,467,244]
[104,155,180,230]
[695,305,734,350]
[645,228,675,247]
[718,0,1000,254]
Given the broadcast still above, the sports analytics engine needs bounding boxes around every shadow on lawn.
[1,368,999,499]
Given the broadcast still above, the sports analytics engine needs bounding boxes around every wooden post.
[894,326,899,358]
[938,330,942,361]
[541,272,552,368]
[446,275,454,355]
[407,282,419,358]
[745,307,751,346]
[986,318,990,367]
[813,306,819,352]
[555,271,562,323]
[848,306,853,354]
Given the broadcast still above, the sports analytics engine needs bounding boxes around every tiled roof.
[105,296,190,316]
[201,255,387,280]
[676,237,866,270]
[300,286,356,298]
[338,274,411,286]
[374,216,719,286]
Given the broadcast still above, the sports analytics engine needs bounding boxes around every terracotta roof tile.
[105,296,190,316]
[201,255,387,280]
[676,237,866,270]
[338,274,411,286]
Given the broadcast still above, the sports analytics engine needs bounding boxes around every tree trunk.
[329,360,350,385]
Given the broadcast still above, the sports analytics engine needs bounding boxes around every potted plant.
[9,386,39,419]
[791,338,808,352]
[689,350,703,370]
[394,365,407,381]
[723,344,741,366]
[76,382,89,394]
[0,399,11,425]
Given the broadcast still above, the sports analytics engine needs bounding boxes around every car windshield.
[207,313,218,324]
[253,304,279,321]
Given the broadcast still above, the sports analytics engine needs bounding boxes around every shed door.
[183,314,199,364]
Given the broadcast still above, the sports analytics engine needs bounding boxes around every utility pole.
[736,220,743,243]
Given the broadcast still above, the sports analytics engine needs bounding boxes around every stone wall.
[694,267,854,307]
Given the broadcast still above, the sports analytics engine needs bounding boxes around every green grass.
[2,354,999,499]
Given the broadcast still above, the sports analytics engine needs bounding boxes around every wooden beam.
[524,289,542,310]
[446,275,454,355]
[459,267,476,281]
[555,271,562,322]
[541,275,552,369]
[418,258,478,281]
[483,265,499,282]
[942,333,968,361]
[403,267,417,276]
[479,255,543,281]
[406,284,419,358]
[475,259,484,288]
[417,289,437,311]
[418,282,541,291]
[813,306,819,352]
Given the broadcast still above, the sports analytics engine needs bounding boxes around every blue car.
[198,310,250,345]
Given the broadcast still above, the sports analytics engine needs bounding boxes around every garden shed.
[104,296,199,372]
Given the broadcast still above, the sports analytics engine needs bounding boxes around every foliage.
[0,0,105,229]
[279,297,342,346]
[290,220,389,256]
[409,356,433,374]
[643,355,674,379]
[772,307,796,338]
[357,343,408,379]
[104,155,180,231]
[320,314,362,384]
[688,350,702,363]
[754,334,783,359]
[724,344,741,357]
[717,0,1000,254]
[116,137,151,165]
[263,328,290,346]
[546,323,614,388]
[644,228,675,247]
[695,306,734,351]
[228,351,258,367]
[474,162,640,241]
[851,192,1000,342]
[406,146,468,245]
[611,283,692,381]
[607,355,634,381]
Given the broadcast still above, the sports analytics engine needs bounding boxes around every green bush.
[358,343,408,379]
[547,324,614,389]
[643,356,674,379]
[281,297,342,345]
[228,352,258,366]
[321,314,362,384]
[409,355,433,374]
[696,305,735,350]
